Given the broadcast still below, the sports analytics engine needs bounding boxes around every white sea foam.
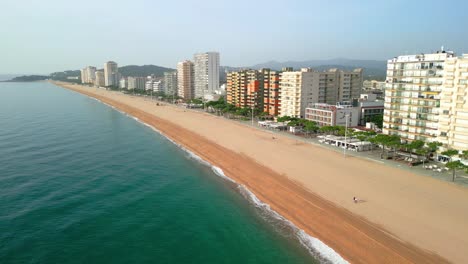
[84,92,349,264]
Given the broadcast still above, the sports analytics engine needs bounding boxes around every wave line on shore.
[78,91,349,264]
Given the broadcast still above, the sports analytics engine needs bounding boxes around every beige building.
[163,71,178,96]
[383,51,455,143]
[104,61,119,87]
[279,69,316,117]
[177,60,194,100]
[305,103,360,127]
[279,68,363,118]
[127,77,146,90]
[438,54,468,150]
[95,71,105,87]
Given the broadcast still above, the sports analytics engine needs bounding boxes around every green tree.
[442,149,461,182]
[370,114,384,128]
[445,160,465,182]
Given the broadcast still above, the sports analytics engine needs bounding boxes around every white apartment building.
[163,71,178,96]
[279,68,316,118]
[119,78,127,89]
[80,69,87,84]
[177,60,194,100]
[127,77,146,90]
[80,66,96,84]
[193,52,220,98]
[438,54,468,150]
[95,71,105,87]
[104,61,119,87]
[305,103,359,127]
[146,80,162,92]
[383,50,455,143]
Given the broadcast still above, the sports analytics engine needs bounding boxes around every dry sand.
[55,82,468,263]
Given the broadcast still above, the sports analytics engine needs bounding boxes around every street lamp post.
[344,114,349,157]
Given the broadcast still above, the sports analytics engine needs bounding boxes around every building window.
[440,132,447,137]
[443,110,449,115]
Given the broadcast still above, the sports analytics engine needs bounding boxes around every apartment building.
[104,61,119,87]
[119,78,127,89]
[177,60,194,100]
[305,103,359,127]
[193,52,220,98]
[226,69,263,109]
[80,66,97,84]
[383,51,455,142]
[438,54,468,150]
[163,71,178,96]
[95,71,105,87]
[127,77,146,90]
[80,69,87,84]
[339,69,363,102]
[262,69,282,116]
[279,69,316,118]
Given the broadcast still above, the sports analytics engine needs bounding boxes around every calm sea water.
[0,82,317,263]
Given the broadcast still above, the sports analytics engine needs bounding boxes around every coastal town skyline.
[2,0,468,74]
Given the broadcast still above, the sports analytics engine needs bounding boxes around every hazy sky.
[1,0,467,74]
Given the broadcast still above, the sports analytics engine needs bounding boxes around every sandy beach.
[54,82,468,263]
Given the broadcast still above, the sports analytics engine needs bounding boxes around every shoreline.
[91,96,347,263]
[53,82,468,263]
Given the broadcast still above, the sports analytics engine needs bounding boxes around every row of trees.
[205,99,267,119]
[277,116,468,182]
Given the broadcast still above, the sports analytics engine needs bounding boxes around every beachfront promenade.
[167,100,468,187]
[58,83,468,263]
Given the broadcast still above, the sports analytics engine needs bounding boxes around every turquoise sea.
[0,82,318,263]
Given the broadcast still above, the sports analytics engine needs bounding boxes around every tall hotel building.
[104,61,119,87]
[193,52,220,98]
[383,50,468,150]
[177,60,194,100]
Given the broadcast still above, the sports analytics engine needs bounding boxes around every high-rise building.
[194,52,220,98]
[163,71,178,96]
[437,54,468,150]
[339,69,363,102]
[279,69,316,118]
[104,61,119,87]
[226,69,264,109]
[95,71,105,87]
[382,51,454,143]
[86,66,97,84]
[177,60,194,100]
[262,69,282,116]
[80,69,87,84]
[127,77,146,90]
[119,78,127,89]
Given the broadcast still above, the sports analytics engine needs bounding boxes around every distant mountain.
[119,65,174,78]
[249,58,387,80]
[5,64,176,83]
[3,75,49,82]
